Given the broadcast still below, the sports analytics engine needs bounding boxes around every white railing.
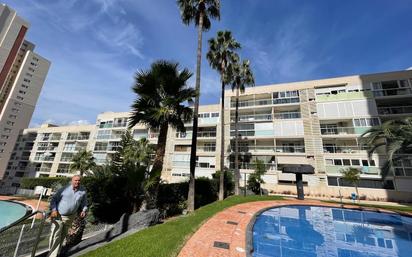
[273,112,301,119]
[320,127,356,135]
[323,145,368,154]
[231,145,305,153]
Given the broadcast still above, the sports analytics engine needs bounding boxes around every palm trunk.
[141,123,168,210]
[187,11,204,212]
[234,87,240,195]
[219,79,225,200]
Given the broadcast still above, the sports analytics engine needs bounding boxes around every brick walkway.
[177,198,394,257]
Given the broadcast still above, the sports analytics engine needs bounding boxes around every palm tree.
[361,118,412,184]
[206,30,241,200]
[69,149,96,176]
[230,59,255,195]
[341,167,361,203]
[177,0,220,211]
[129,60,196,210]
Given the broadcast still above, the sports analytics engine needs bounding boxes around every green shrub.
[20,177,70,189]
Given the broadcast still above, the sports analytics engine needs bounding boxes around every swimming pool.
[251,205,412,257]
[0,200,31,229]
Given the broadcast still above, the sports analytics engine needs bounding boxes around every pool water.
[0,200,29,229]
[252,205,412,257]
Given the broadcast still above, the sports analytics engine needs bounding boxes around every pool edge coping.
[0,200,33,230]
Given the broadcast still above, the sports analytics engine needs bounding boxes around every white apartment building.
[0,4,51,180]
[2,69,412,201]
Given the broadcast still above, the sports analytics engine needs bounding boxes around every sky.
[3,0,412,127]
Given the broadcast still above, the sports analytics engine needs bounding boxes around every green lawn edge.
[81,195,284,257]
[321,200,412,213]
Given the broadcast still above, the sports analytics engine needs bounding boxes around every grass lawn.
[81,195,284,257]
[322,200,412,213]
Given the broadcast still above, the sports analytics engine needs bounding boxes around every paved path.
[178,198,403,257]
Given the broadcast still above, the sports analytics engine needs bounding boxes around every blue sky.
[4,0,412,127]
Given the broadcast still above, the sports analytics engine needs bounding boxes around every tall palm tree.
[231,59,255,195]
[129,60,196,210]
[361,118,412,185]
[69,149,96,176]
[206,30,240,200]
[177,0,220,211]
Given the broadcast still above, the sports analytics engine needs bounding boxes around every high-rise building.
[2,69,412,202]
[0,4,51,180]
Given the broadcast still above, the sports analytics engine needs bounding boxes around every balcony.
[373,88,412,97]
[113,122,128,128]
[231,98,272,108]
[231,145,305,153]
[34,156,55,162]
[378,106,412,115]
[273,97,300,105]
[229,162,276,170]
[273,112,301,119]
[323,145,368,154]
[176,131,216,139]
[60,157,73,162]
[233,114,272,122]
[198,146,216,152]
[320,127,356,135]
[316,91,373,102]
[325,166,380,175]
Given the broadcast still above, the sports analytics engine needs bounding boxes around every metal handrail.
[0,210,48,257]
[0,210,48,234]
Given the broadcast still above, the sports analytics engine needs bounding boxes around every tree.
[129,60,196,210]
[247,160,266,195]
[361,118,412,184]
[206,30,240,201]
[230,58,255,195]
[112,130,154,212]
[177,0,220,212]
[341,167,361,203]
[69,149,96,176]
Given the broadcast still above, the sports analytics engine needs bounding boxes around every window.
[325,159,333,165]
[362,160,369,166]
[25,72,32,77]
[14,102,22,107]
[18,90,26,95]
[369,160,376,166]
[351,159,360,166]
[3,128,11,133]
[16,96,24,101]
[334,159,342,166]
[23,78,31,83]
[343,159,351,166]
[211,112,219,117]
[9,115,17,119]
[28,67,35,72]
[6,121,14,126]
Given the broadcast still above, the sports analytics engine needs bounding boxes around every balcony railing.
[323,145,368,154]
[273,97,300,105]
[34,156,55,162]
[198,146,216,152]
[176,131,216,138]
[67,135,90,141]
[229,162,276,170]
[273,112,301,119]
[113,122,127,128]
[373,88,412,97]
[326,166,380,175]
[231,98,272,108]
[234,114,272,122]
[320,127,356,135]
[60,157,73,162]
[378,106,412,115]
[231,145,305,153]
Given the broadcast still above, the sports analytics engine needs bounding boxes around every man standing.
[48,175,87,257]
